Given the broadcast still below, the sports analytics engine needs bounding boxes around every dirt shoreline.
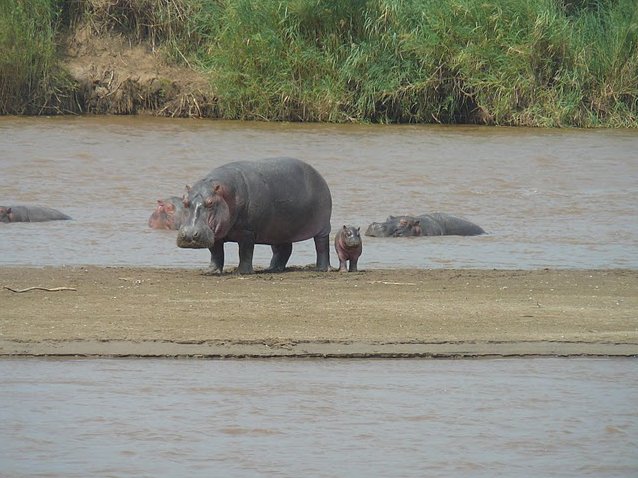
[1,267,636,358]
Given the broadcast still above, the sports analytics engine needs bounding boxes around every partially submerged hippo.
[334,225,362,272]
[0,205,71,223]
[148,197,189,230]
[177,157,332,274]
[365,213,484,237]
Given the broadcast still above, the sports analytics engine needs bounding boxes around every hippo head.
[392,216,422,237]
[148,197,188,230]
[149,198,178,230]
[0,207,11,223]
[176,181,233,249]
[364,222,390,237]
[341,225,362,248]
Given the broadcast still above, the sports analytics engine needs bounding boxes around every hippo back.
[425,213,485,236]
[212,157,332,244]
[1,205,71,222]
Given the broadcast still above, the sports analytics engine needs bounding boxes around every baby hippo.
[334,225,362,272]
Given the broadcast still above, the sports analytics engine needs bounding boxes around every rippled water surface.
[1,358,637,478]
[1,116,637,269]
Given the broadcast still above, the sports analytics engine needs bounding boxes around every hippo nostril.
[193,231,200,240]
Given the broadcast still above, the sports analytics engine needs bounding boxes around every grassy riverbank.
[1,0,637,126]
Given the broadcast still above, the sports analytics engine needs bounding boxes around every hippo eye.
[204,196,214,208]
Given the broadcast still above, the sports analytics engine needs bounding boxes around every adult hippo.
[148,197,189,230]
[365,213,484,237]
[0,205,71,223]
[177,157,332,274]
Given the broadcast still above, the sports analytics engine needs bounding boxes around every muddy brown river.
[1,116,636,269]
[1,117,637,477]
[2,358,637,477]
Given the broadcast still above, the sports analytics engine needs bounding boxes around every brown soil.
[61,26,216,116]
[1,267,636,358]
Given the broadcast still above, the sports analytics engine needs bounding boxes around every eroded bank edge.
[1,340,636,358]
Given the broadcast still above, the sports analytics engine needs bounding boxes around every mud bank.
[1,267,636,358]
[61,28,216,117]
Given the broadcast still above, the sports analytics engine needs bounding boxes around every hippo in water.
[148,197,189,230]
[177,157,332,274]
[365,213,484,237]
[0,205,71,223]
[334,225,362,272]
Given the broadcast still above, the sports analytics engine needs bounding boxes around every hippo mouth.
[176,224,215,249]
[343,237,362,248]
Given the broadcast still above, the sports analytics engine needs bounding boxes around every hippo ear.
[342,225,347,230]
[357,227,360,233]
[185,185,191,193]
[414,220,420,226]
[6,207,11,214]
[213,184,221,194]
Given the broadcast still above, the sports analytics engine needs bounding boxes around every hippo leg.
[268,243,292,273]
[348,258,359,273]
[236,235,256,274]
[205,242,225,275]
[314,233,331,272]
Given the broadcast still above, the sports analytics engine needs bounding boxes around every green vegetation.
[1,0,637,126]
[0,0,75,114]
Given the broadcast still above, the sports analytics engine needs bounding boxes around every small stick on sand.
[3,286,77,293]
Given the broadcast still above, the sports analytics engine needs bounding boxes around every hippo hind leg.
[314,233,331,272]
[268,243,292,272]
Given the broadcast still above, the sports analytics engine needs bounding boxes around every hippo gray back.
[0,205,71,223]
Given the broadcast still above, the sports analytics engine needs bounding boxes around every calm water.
[1,358,637,478]
[1,116,637,269]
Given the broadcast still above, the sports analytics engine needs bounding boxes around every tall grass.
[1,0,636,126]
[197,0,638,126]
[0,0,75,114]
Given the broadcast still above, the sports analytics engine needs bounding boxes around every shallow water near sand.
[1,358,637,477]
[1,116,637,269]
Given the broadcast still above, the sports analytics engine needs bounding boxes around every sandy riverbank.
[1,267,636,358]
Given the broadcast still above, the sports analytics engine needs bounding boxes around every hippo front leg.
[314,233,331,272]
[205,241,225,275]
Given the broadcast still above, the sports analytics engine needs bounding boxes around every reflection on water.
[1,358,637,477]
[0,116,637,269]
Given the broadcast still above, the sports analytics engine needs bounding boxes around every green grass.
[0,0,76,114]
[195,0,638,126]
[1,0,636,126]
